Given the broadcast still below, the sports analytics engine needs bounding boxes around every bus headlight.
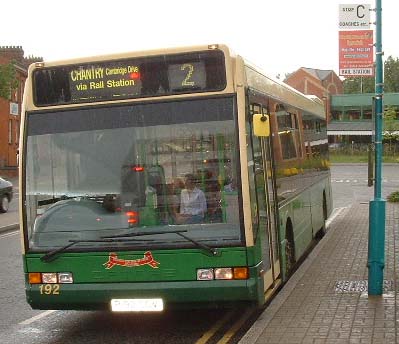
[58,272,74,283]
[196,267,249,280]
[197,268,214,280]
[214,268,233,280]
[28,272,74,284]
[42,273,57,284]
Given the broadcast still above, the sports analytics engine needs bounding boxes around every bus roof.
[23,43,324,119]
[243,60,326,118]
[28,44,232,68]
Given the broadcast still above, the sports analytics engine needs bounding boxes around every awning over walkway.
[328,130,373,136]
[327,121,374,136]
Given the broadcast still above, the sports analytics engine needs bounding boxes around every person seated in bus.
[166,178,183,223]
[198,169,222,222]
[176,174,207,224]
[223,177,236,192]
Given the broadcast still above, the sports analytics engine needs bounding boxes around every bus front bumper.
[26,278,262,310]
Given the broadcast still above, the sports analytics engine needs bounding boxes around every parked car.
[0,177,13,213]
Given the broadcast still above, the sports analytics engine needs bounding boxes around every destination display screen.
[33,50,226,106]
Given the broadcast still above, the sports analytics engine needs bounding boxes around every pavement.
[240,202,399,344]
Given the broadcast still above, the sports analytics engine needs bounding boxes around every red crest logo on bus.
[103,251,160,269]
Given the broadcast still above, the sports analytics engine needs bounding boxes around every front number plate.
[111,298,164,312]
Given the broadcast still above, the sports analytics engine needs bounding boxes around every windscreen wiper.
[41,237,152,263]
[101,229,188,239]
[103,230,219,256]
[41,230,188,263]
[41,229,219,263]
[175,232,220,256]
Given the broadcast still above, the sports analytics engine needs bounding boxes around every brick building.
[284,67,344,123]
[0,46,42,176]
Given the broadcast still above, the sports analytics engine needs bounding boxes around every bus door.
[250,104,281,294]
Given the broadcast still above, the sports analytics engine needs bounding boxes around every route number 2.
[181,64,195,86]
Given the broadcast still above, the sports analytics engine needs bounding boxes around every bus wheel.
[285,221,295,278]
[0,195,9,213]
[316,192,328,239]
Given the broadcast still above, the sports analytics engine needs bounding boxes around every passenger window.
[276,107,301,160]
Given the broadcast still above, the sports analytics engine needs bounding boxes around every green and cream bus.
[20,44,332,311]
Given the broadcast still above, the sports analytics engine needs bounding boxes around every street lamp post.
[344,78,363,94]
[368,0,385,295]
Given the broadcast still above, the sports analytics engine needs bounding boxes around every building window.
[331,111,342,121]
[8,120,12,144]
[347,109,361,120]
[363,110,372,120]
[15,120,20,144]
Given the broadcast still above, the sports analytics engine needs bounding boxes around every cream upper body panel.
[244,62,325,119]
[22,44,237,112]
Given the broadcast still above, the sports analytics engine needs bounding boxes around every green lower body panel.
[26,278,260,310]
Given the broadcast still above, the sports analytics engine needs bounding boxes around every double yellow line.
[195,307,254,344]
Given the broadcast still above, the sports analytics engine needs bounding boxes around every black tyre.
[285,221,296,278]
[0,195,9,213]
[316,193,328,239]
[323,192,328,221]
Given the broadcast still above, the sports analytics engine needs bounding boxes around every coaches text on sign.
[339,4,370,29]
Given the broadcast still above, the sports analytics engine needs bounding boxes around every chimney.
[0,46,24,63]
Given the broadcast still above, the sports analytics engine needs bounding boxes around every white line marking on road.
[332,179,394,183]
[326,207,348,229]
[0,230,18,239]
[19,310,57,326]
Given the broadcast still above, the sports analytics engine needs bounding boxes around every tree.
[384,56,399,92]
[0,61,18,100]
[343,76,375,94]
[343,55,399,94]
[383,106,399,153]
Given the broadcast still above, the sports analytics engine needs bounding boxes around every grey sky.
[1,0,397,78]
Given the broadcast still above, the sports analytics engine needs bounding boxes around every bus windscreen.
[33,50,226,106]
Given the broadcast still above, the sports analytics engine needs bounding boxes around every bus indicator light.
[233,267,249,280]
[29,272,42,284]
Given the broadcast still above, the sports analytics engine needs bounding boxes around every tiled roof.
[302,67,333,81]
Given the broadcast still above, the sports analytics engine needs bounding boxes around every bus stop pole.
[367,143,373,187]
[368,0,386,295]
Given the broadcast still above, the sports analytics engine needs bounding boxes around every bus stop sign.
[339,4,370,29]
